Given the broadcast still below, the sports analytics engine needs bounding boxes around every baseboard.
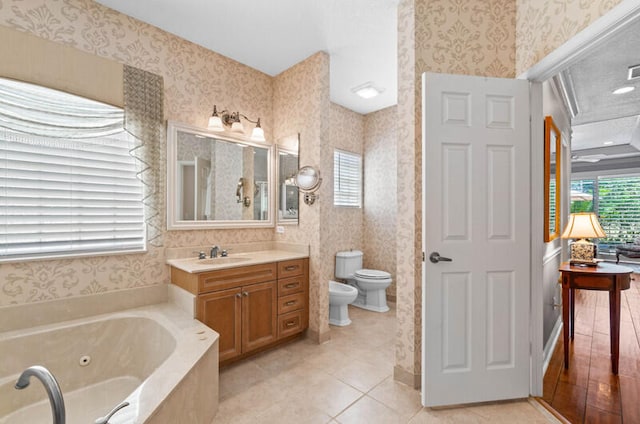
[307,328,331,344]
[543,316,563,374]
[394,365,421,389]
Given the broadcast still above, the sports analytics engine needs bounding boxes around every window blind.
[334,149,362,208]
[598,176,640,246]
[0,78,145,260]
[571,175,640,249]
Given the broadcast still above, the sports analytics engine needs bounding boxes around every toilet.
[335,250,392,313]
[328,280,358,326]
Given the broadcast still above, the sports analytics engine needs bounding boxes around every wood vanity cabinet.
[171,257,308,364]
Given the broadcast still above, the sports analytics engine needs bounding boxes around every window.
[0,78,145,260]
[333,149,362,207]
[571,175,640,251]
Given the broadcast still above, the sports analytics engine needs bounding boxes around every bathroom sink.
[195,256,251,265]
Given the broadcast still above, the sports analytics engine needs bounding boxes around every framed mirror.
[544,116,561,242]
[167,121,274,229]
[276,134,300,225]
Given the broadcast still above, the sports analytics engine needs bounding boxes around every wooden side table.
[559,262,633,374]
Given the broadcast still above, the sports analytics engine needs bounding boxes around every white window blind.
[571,175,640,249]
[598,175,640,246]
[0,78,145,260]
[334,149,362,207]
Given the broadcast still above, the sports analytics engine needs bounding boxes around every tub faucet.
[15,365,65,424]
[210,245,219,258]
[95,400,130,424]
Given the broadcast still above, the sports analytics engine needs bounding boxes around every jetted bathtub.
[0,303,219,423]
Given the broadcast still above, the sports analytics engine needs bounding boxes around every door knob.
[429,252,452,263]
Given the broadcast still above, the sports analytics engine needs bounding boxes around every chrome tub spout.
[15,365,65,424]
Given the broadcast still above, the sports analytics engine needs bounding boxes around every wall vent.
[628,64,640,80]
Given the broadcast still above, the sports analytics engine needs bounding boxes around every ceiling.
[562,17,640,164]
[94,0,398,115]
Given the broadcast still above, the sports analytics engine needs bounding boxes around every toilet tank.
[335,250,363,279]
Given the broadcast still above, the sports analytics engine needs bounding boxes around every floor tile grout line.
[330,392,366,420]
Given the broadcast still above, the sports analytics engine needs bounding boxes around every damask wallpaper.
[363,106,397,300]
[272,52,330,339]
[323,103,365,302]
[516,0,623,75]
[0,0,275,306]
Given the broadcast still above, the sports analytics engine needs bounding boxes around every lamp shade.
[231,121,244,133]
[561,212,606,239]
[251,126,265,142]
[208,115,224,131]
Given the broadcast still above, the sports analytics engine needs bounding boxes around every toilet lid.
[355,269,391,280]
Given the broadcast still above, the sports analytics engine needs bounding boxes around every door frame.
[520,0,640,396]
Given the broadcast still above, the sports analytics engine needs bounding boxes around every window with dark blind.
[0,78,145,261]
[571,174,640,251]
[333,149,362,208]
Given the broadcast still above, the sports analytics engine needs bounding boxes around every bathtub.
[0,302,219,423]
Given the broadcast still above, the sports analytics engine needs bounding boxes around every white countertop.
[167,249,309,274]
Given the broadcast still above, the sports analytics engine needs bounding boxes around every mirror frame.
[166,120,275,230]
[295,166,322,192]
[276,145,299,225]
[544,115,561,242]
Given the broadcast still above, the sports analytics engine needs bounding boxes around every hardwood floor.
[543,272,640,423]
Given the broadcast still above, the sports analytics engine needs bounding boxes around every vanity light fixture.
[351,81,384,99]
[207,105,266,141]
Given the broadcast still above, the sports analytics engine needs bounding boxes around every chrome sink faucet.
[210,245,220,258]
[15,365,65,424]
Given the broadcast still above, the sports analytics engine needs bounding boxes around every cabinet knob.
[286,321,296,327]
[285,300,296,306]
[284,283,298,289]
[235,293,241,298]
[285,265,298,271]
[242,292,249,297]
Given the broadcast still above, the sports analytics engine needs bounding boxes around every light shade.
[561,212,606,240]
[251,126,265,142]
[207,115,224,131]
[231,121,244,133]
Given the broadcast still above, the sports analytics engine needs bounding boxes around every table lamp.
[561,212,606,265]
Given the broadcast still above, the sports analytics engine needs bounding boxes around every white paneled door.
[422,73,531,407]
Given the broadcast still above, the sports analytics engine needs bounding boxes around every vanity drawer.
[278,310,305,338]
[278,292,305,314]
[278,276,305,296]
[278,259,305,278]
[198,263,277,293]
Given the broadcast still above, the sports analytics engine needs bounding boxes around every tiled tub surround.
[0,291,219,424]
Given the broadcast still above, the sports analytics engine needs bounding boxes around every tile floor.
[543,272,640,423]
[214,303,559,424]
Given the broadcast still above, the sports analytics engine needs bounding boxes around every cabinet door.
[242,281,277,352]
[197,287,242,362]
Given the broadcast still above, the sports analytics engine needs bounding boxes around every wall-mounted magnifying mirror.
[167,121,274,229]
[296,165,322,205]
[277,134,300,225]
